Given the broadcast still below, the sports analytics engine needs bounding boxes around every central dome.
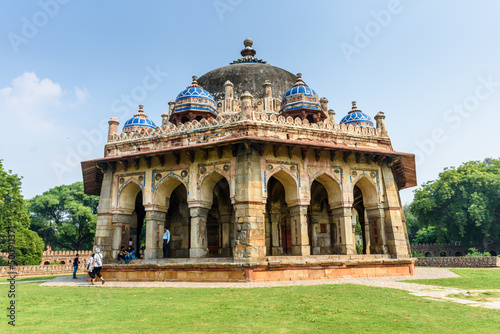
[198,39,296,101]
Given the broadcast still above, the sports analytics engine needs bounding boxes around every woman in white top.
[90,248,105,285]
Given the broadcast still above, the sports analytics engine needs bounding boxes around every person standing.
[72,253,80,279]
[163,227,170,258]
[90,248,105,285]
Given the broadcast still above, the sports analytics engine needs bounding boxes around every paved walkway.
[38,268,500,309]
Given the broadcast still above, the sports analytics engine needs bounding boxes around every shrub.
[465,247,491,257]
[411,250,424,257]
[355,244,363,255]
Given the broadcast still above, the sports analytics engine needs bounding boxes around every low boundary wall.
[416,256,500,268]
[0,264,87,277]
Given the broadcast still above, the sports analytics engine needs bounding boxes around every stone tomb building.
[82,39,417,282]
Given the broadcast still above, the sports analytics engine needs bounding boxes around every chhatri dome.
[339,101,375,128]
[169,76,218,125]
[122,105,157,133]
[279,73,327,123]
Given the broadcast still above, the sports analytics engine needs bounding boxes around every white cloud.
[0,72,90,199]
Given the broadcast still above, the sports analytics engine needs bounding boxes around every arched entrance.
[206,178,233,257]
[266,176,291,256]
[308,180,334,255]
[265,170,308,256]
[352,177,385,255]
[115,181,145,259]
[155,177,189,258]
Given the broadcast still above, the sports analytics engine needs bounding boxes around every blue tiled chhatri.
[172,76,218,117]
[122,105,157,133]
[339,101,374,128]
[175,86,216,104]
[279,73,322,115]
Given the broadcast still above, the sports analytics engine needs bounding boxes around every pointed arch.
[118,180,142,210]
[153,175,187,207]
[266,169,298,204]
[354,176,378,206]
[200,171,228,207]
[311,173,342,207]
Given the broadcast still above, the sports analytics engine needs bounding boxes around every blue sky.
[1,0,499,205]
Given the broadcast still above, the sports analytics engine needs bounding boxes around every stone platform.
[99,255,415,282]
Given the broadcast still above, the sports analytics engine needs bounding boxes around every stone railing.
[109,113,383,144]
[415,256,500,268]
[0,264,88,277]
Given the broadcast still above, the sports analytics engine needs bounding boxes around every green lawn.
[405,268,500,290]
[1,282,499,333]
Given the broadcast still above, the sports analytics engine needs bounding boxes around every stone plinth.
[98,256,415,282]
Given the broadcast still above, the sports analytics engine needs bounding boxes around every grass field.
[404,268,500,290]
[1,277,499,333]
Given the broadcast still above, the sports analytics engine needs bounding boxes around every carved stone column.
[289,205,310,256]
[93,169,114,261]
[111,213,132,259]
[366,206,388,254]
[331,206,356,255]
[269,209,282,255]
[144,209,167,260]
[219,210,232,257]
[189,206,209,258]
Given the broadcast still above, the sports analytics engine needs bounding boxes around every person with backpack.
[90,248,105,285]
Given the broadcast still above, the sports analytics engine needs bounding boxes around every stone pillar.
[219,210,232,257]
[111,213,132,259]
[289,205,310,256]
[107,117,119,143]
[380,164,410,257]
[331,206,356,255]
[168,100,175,115]
[328,109,336,123]
[240,91,253,120]
[309,214,319,255]
[161,112,169,127]
[233,143,266,261]
[189,206,209,258]
[374,112,387,136]
[366,206,388,254]
[328,210,337,254]
[224,80,234,100]
[262,80,273,112]
[93,169,114,261]
[270,209,282,255]
[320,97,328,111]
[144,209,167,259]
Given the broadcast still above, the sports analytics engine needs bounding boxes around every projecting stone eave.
[82,131,415,196]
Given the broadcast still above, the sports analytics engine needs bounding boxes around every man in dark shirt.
[73,253,80,279]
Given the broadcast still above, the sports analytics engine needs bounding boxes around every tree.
[403,204,419,242]
[410,158,500,251]
[28,182,98,251]
[0,160,44,265]
[412,226,450,244]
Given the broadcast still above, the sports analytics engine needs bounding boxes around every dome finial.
[244,38,253,48]
[293,73,306,87]
[352,101,357,110]
[139,105,144,112]
[188,75,201,88]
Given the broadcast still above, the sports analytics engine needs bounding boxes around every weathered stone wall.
[0,250,93,265]
[411,243,500,257]
[415,256,500,268]
[0,264,88,277]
